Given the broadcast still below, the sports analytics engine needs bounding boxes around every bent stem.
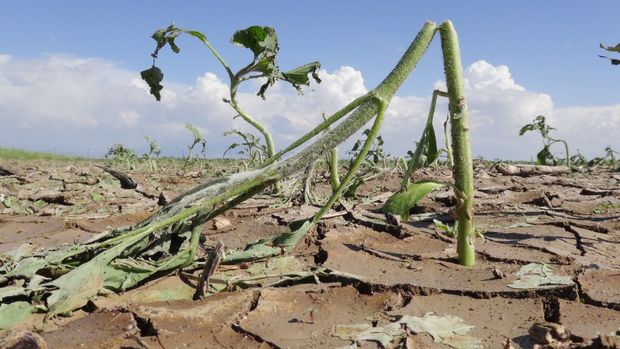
[439,21,475,266]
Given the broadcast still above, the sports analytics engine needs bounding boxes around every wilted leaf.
[282,61,321,92]
[507,222,532,228]
[45,258,106,319]
[507,263,573,289]
[600,42,620,53]
[140,66,164,101]
[230,26,278,57]
[536,145,554,165]
[384,181,445,221]
[0,302,35,330]
[401,313,477,344]
[332,323,399,347]
[331,312,481,349]
[0,286,29,302]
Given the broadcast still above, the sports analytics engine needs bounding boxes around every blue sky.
[0,1,618,159]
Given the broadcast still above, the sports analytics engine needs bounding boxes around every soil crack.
[231,323,281,349]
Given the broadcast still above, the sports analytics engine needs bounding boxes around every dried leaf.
[507,263,573,289]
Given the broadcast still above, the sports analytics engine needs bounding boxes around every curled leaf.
[140,66,164,101]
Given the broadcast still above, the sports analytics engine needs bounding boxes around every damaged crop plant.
[0,21,476,325]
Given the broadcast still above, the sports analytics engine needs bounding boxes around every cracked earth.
[1,159,619,348]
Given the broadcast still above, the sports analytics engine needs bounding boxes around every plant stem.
[549,138,571,168]
[328,147,341,191]
[439,21,476,266]
[229,79,276,160]
[400,89,448,189]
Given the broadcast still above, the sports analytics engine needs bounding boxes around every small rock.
[492,267,506,279]
[212,217,231,230]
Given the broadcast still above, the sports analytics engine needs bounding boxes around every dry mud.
[0,159,619,348]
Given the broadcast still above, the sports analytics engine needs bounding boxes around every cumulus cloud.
[0,54,616,160]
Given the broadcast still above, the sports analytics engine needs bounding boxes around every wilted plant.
[519,115,570,167]
[223,129,268,169]
[141,24,321,167]
[106,144,138,170]
[142,135,161,171]
[184,123,207,166]
[0,21,479,326]
[588,145,620,169]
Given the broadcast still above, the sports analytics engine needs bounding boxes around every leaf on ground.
[384,181,444,221]
[0,286,29,302]
[507,222,533,228]
[331,312,481,349]
[401,313,477,345]
[0,302,35,330]
[46,259,105,319]
[507,263,573,289]
[332,323,401,347]
[245,256,305,276]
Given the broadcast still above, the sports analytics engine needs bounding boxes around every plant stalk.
[439,21,476,266]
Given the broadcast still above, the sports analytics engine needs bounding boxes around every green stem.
[548,138,571,168]
[230,79,276,160]
[328,147,341,191]
[400,89,448,189]
[439,21,475,266]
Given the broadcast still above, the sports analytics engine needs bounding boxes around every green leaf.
[140,66,164,101]
[536,145,553,165]
[230,26,278,57]
[282,61,321,92]
[384,181,445,221]
[600,42,620,53]
[0,302,35,330]
[433,219,457,238]
[0,286,29,302]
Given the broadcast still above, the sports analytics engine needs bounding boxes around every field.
[1,158,618,348]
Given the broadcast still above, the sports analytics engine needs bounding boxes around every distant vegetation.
[0,147,85,161]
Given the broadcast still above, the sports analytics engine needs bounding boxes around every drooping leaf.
[140,66,164,101]
[0,302,35,330]
[384,181,445,221]
[282,61,321,92]
[600,42,620,53]
[508,263,573,289]
[230,26,278,57]
[536,145,554,165]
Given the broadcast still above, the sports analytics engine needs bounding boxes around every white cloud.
[0,54,616,160]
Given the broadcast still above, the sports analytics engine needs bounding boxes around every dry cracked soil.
[0,159,619,349]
